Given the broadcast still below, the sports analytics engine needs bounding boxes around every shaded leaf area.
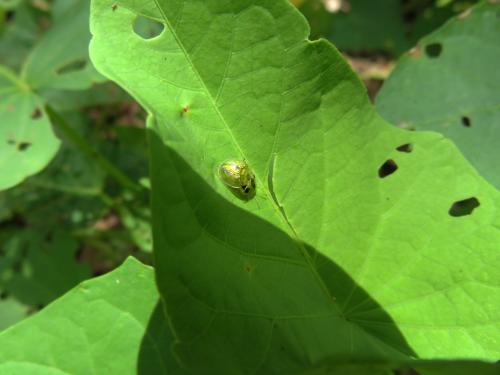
[298,359,500,375]
[297,0,479,56]
[1,256,497,375]
[91,0,500,374]
[376,1,500,188]
[0,229,91,328]
[0,257,186,375]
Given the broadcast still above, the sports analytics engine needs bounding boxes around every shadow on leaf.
[137,130,416,375]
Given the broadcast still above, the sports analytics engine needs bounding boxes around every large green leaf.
[90,0,500,374]
[0,257,184,374]
[376,1,500,189]
[0,66,60,190]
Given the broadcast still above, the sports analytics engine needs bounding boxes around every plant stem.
[45,105,142,193]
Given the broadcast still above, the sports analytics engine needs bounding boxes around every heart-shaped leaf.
[90,0,500,374]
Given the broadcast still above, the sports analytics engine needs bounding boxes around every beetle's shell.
[218,159,256,199]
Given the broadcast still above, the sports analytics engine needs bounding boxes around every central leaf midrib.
[151,0,340,313]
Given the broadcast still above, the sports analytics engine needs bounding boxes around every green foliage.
[0,0,105,191]
[89,0,499,374]
[0,66,60,190]
[0,229,91,306]
[0,2,40,69]
[0,257,185,374]
[376,1,500,188]
[297,0,480,55]
[0,257,497,374]
[0,0,498,373]
[0,0,152,333]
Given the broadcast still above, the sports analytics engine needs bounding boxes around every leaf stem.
[45,105,142,193]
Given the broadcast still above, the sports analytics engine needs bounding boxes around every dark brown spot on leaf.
[31,107,42,119]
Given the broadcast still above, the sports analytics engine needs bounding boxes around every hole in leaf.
[425,43,442,58]
[17,141,32,151]
[0,291,8,300]
[378,159,398,178]
[133,16,164,39]
[449,197,480,217]
[461,116,471,127]
[56,59,87,75]
[31,107,42,119]
[396,143,413,153]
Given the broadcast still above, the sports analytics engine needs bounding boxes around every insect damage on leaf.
[218,159,256,200]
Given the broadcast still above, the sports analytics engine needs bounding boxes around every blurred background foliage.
[294,0,479,56]
[0,0,485,331]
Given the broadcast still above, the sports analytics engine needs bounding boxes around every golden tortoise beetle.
[218,159,256,199]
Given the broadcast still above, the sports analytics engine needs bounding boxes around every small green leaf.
[0,66,60,190]
[376,1,500,188]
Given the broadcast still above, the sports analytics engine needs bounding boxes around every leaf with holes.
[90,0,500,374]
[0,66,60,190]
[0,0,109,190]
[0,257,188,374]
[23,0,105,91]
[376,1,500,188]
